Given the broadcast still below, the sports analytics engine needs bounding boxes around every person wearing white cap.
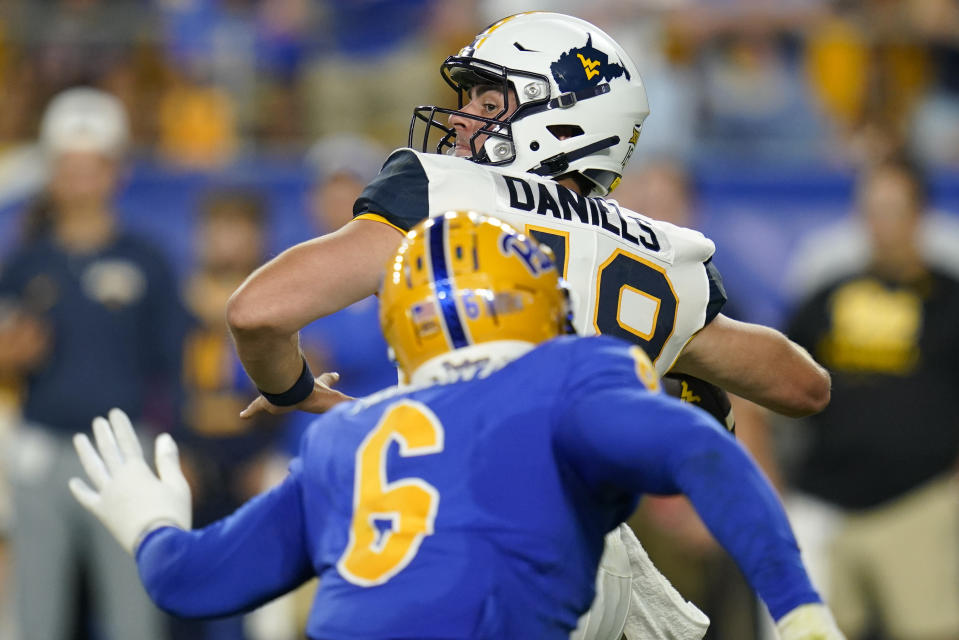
[0,87,187,640]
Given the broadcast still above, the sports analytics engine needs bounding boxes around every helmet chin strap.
[529,135,620,177]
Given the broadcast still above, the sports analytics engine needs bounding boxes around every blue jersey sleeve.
[353,149,429,232]
[136,461,314,618]
[553,337,819,620]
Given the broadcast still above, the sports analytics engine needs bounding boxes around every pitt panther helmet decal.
[379,211,571,384]
[409,12,649,196]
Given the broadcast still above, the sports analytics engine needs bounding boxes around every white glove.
[776,603,846,640]
[69,408,192,556]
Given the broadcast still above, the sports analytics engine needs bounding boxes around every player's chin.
[451,145,473,158]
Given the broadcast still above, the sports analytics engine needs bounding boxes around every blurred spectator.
[697,12,827,163]
[0,87,187,640]
[25,1,149,90]
[157,72,239,168]
[305,133,388,232]
[180,188,279,523]
[152,0,245,170]
[0,304,22,640]
[155,0,314,154]
[906,0,959,165]
[0,1,163,149]
[804,1,941,167]
[803,4,910,164]
[302,0,443,148]
[156,0,258,124]
[786,168,959,300]
[1,0,958,171]
[174,186,285,640]
[804,7,870,141]
[782,155,959,639]
[251,0,313,149]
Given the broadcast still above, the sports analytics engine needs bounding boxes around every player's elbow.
[781,365,831,418]
[226,282,279,337]
[806,366,831,414]
[764,331,831,418]
[143,580,199,619]
[138,537,202,618]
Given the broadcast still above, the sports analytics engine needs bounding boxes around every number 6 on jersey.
[338,400,444,586]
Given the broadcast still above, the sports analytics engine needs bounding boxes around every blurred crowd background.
[0,0,958,168]
[0,1,957,640]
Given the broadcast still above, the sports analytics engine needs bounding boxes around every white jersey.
[355,149,726,374]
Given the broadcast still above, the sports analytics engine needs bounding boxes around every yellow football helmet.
[380,211,571,383]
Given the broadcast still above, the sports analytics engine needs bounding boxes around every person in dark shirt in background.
[784,155,959,640]
[181,188,281,523]
[175,186,289,640]
[0,87,187,640]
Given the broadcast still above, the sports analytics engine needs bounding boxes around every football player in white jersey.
[227,12,830,640]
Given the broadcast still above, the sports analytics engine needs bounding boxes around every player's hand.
[68,408,192,556]
[239,371,352,419]
[776,603,846,640]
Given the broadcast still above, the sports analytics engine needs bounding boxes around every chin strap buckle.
[533,153,570,175]
[556,92,577,109]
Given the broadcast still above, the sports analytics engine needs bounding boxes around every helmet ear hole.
[547,125,584,140]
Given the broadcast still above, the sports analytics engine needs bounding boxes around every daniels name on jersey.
[354,149,726,373]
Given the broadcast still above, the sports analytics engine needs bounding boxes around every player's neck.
[409,340,536,387]
[556,175,582,194]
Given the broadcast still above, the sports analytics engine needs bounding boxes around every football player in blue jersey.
[70,213,842,640]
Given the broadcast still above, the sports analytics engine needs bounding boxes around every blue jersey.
[138,336,819,638]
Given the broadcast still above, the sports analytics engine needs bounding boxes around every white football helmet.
[409,12,649,196]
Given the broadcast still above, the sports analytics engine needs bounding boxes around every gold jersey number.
[338,400,444,587]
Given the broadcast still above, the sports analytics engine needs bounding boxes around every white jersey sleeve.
[354,149,726,375]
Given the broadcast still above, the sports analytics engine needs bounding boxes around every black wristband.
[258,357,314,407]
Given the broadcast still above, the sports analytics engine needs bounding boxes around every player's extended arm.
[69,409,314,618]
[136,475,314,618]
[557,388,842,638]
[227,219,403,413]
[670,313,830,417]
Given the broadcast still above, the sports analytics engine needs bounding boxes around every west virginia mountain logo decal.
[549,34,631,93]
